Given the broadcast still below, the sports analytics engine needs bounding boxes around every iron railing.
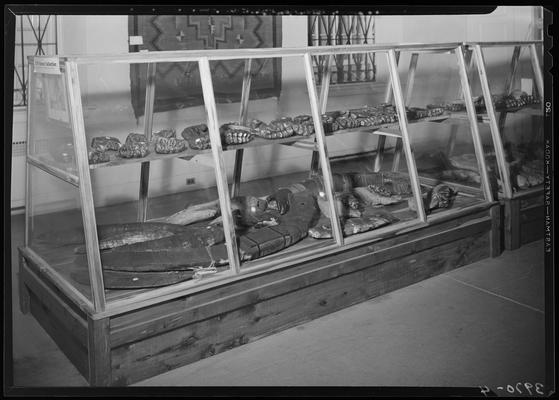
[308,15,376,85]
[13,15,58,107]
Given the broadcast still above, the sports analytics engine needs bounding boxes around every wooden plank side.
[109,206,493,331]
[110,216,492,347]
[18,252,30,314]
[110,231,489,385]
[20,260,89,345]
[19,247,94,315]
[520,191,544,210]
[88,317,112,386]
[520,220,544,245]
[504,198,521,250]
[490,204,503,257]
[18,276,31,315]
[519,204,544,245]
[28,289,89,380]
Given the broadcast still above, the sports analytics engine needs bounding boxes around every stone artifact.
[88,149,110,164]
[91,136,121,152]
[118,133,149,158]
[154,137,188,154]
[408,184,457,213]
[181,124,211,150]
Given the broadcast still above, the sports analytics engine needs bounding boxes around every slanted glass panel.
[75,60,231,297]
[27,65,77,177]
[315,51,424,242]
[27,164,93,303]
[205,55,339,271]
[398,49,487,218]
[471,45,544,196]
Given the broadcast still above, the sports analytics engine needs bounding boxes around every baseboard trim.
[11,206,25,216]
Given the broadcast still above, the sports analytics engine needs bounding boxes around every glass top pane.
[27,68,77,176]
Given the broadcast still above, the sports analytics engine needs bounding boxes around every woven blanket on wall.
[129,15,282,119]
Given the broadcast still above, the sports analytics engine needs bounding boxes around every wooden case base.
[503,187,544,250]
[18,203,501,386]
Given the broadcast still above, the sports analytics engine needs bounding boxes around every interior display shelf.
[449,103,542,122]
[84,113,451,168]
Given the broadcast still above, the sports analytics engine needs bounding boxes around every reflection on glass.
[27,164,92,298]
[398,49,488,216]
[28,69,76,174]
[473,45,544,195]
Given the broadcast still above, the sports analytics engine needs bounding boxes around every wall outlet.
[186,178,196,185]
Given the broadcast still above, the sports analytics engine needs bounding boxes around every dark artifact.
[107,224,226,252]
[230,196,271,227]
[77,191,319,289]
[88,150,110,164]
[250,117,298,139]
[67,222,195,252]
[69,172,441,289]
[473,91,540,113]
[292,115,315,136]
[308,214,392,239]
[408,184,457,214]
[118,133,150,158]
[181,124,212,150]
[91,136,121,152]
[321,111,342,133]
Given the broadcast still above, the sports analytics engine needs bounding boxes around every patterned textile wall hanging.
[129,15,282,119]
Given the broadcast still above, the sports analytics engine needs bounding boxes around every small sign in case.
[33,57,61,75]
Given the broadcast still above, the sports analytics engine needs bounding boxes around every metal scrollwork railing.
[308,15,376,85]
[13,15,58,107]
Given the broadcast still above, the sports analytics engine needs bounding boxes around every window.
[308,15,377,85]
[13,15,58,107]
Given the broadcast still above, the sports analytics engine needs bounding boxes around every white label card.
[129,36,144,45]
[34,57,61,75]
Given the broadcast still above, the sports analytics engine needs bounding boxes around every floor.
[7,210,549,394]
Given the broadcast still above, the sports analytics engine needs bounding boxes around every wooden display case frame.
[467,41,544,250]
[19,43,501,386]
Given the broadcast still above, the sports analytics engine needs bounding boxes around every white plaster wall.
[13,7,540,213]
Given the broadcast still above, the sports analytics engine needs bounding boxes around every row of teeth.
[223,129,254,144]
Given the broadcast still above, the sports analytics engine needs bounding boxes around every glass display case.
[465,41,544,249]
[19,43,501,386]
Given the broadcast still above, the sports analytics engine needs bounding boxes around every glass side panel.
[206,55,339,271]
[27,164,93,302]
[319,51,423,241]
[77,60,230,298]
[27,67,77,176]
[471,45,544,197]
[398,49,487,218]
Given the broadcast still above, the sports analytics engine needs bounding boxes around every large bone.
[151,208,218,225]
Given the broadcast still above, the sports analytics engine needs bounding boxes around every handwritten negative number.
[488,382,545,396]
